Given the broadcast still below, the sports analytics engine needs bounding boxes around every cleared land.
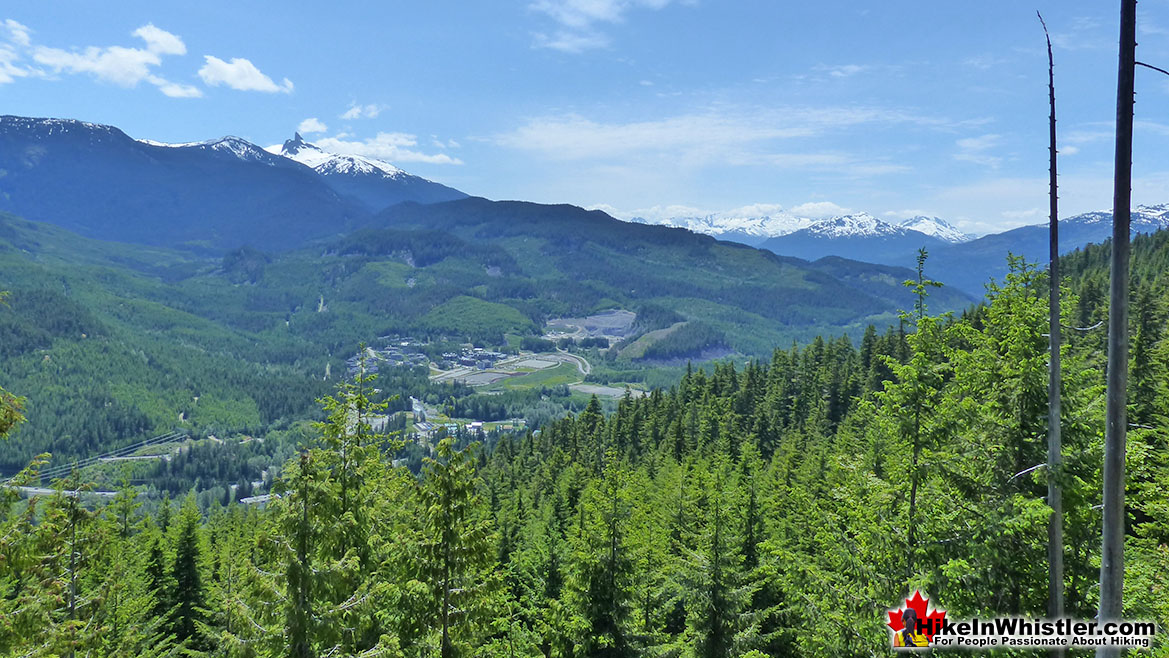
[570,383,647,399]
[545,309,636,339]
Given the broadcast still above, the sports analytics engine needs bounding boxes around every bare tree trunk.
[1038,15,1065,651]
[1099,1,1136,655]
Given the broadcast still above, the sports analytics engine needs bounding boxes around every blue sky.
[5,1,1169,235]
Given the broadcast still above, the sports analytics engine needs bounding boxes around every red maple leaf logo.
[887,590,947,642]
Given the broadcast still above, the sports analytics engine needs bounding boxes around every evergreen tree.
[170,493,207,646]
[420,438,497,658]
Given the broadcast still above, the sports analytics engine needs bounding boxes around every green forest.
[2,226,1169,656]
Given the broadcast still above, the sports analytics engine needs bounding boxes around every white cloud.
[1064,127,1111,144]
[431,136,461,149]
[340,103,384,120]
[533,30,610,53]
[1050,16,1109,51]
[1001,208,1044,220]
[954,133,1003,168]
[962,55,1009,71]
[497,112,806,161]
[22,23,198,97]
[298,117,328,134]
[0,46,29,84]
[132,24,185,56]
[817,64,867,78]
[4,19,31,47]
[34,44,162,87]
[493,107,938,179]
[883,209,931,220]
[198,55,292,93]
[790,201,851,217]
[149,75,202,98]
[587,200,853,223]
[313,132,462,165]
[530,0,683,52]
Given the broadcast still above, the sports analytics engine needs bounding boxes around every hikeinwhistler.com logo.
[887,590,1159,650]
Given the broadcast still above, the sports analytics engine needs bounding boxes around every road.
[555,349,591,376]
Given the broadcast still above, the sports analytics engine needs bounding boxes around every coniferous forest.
[2,229,1169,657]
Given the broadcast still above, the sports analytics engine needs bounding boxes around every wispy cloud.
[4,20,200,97]
[790,201,851,217]
[530,0,685,53]
[533,30,609,53]
[494,105,954,177]
[1050,16,1109,51]
[816,64,868,78]
[883,209,931,220]
[590,200,851,223]
[0,44,30,84]
[3,19,30,47]
[298,117,328,134]
[313,132,462,165]
[340,103,385,120]
[1063,126,1111,145]
[151,76,201,98]
[954,133,1003,168]
[962,54,1010,71]
[198,55,292,93]
[494,112,810,160]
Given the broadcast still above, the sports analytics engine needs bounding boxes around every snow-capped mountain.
[800,212,907,239]
[141,135,292,166]
[894,216,971,244]
[626,207,972,247]
[268,133,466,211]
[1073,204,1169,231]
[628,210,813,245]
[920,205,1169,298]
[0,115,362,250]
[759,212,952,264]
[276,133,405,177]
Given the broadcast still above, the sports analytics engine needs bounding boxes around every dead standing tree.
[1037,14,1064,648]
[1099,2,1136,657]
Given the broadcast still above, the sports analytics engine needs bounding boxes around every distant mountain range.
[758,212,967,265]
[630,209,970,247]
[0,115,465,250]
[4,114,1167,304]
[630,204,1169,297]
[924,205,1169,296]
[0,113,983,359]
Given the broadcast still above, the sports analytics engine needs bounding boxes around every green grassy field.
[484,362,581,391]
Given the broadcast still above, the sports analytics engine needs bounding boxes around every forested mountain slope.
[0,206,978,473]
[2,228,1167,656]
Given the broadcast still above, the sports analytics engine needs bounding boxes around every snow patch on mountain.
[893,216,971,243]
[139,135,283,165]
[803,212,908,239]
[612,203,973,244]
[1053,205,1169,229]
[629,211,814,239]
[271,133,406,178]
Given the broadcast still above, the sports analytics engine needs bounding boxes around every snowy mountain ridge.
[629,211,814,240]
[626,208,973,244]
[270,133,407,179]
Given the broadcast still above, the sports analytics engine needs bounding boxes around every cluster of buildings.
[412,418,526,438]
[437,347,507,371]
[346,343,430,376]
